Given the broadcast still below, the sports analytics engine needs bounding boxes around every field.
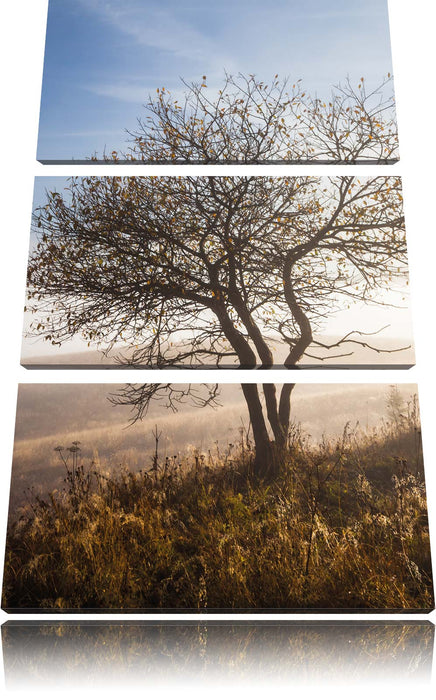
[21,334,415,369]
[2,384,433,612]
[9,383,415,511]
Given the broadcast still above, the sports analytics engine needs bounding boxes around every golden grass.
[2,416,433,611]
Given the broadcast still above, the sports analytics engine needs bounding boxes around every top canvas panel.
[36,0,398,164]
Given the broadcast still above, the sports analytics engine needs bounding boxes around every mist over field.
[21,334,415,369]
[9,383,417,514]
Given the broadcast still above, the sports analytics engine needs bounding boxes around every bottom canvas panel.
[2,621,434,686]
[2,383,434,613]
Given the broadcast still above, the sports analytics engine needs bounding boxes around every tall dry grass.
[2,405,433,611]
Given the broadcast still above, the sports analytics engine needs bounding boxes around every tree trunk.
[240,384,274,477]
[240,383,297,479]
[212,302,294,478]
[278,383,296,445]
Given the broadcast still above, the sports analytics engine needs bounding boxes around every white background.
[0,1,435,698]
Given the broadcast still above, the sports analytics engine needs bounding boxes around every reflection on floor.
[2,620,433,687]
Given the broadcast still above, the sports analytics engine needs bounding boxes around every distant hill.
[21,335,415,369]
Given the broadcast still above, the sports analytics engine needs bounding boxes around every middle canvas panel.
[22,175,413,370]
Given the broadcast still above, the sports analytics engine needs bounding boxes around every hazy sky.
[37,0,394,160]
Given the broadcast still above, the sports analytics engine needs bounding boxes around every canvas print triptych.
[2,0,434,617]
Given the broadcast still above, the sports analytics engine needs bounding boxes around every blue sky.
[37,0,394,161]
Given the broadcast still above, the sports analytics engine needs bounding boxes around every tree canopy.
[28,175,406,366]
[106,73,398,164]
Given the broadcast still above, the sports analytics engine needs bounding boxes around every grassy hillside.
[3,404,433,612]
[9,384,418,515]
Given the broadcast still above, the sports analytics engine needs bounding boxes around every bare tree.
[110,72,398,164]
[27,173,407,476]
